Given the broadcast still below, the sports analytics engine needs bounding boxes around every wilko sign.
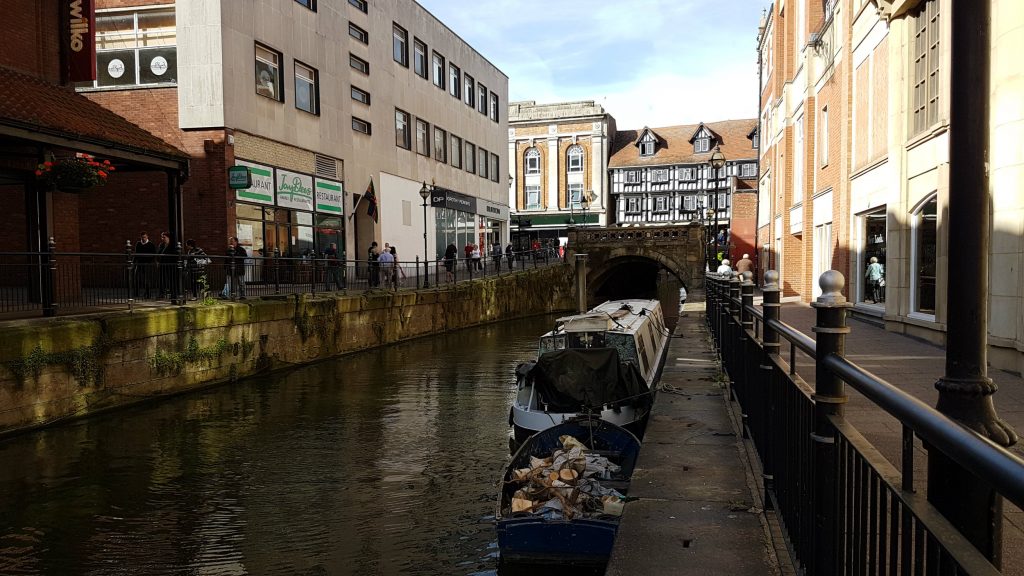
[67,0,96,81]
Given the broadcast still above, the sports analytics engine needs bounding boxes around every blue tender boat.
[496,418,641,571]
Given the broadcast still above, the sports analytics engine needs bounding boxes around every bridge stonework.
[566,225,707,297]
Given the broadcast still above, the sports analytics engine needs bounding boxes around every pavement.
[606,300,787,575]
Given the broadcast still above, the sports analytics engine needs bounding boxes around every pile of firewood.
[506,435,625,520]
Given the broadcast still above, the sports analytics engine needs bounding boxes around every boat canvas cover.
[529,349,647,412]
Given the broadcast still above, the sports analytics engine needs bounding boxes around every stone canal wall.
[0,265,575,435]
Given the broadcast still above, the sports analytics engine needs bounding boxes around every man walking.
[220,237,248,299]
[324,242,345,290]
[735,253,754,275]
[133,231,157,299]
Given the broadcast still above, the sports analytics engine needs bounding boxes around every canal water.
[0,282,682,576]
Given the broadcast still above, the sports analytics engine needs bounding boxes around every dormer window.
[695,137,711,153]
[640,141,654,156]
[638,131,657,157]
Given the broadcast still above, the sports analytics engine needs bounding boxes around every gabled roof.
[609,118,758,168]
[634,127,665,149]
[0,65,188,164]
[687,122,720,144]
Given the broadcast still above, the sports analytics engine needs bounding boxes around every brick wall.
[0,1,62,83]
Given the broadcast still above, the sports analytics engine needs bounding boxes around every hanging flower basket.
[36,154,116,192]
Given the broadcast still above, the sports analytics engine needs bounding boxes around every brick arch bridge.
[565,225,707,299]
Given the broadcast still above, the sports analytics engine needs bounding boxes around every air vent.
[315,154,338,179]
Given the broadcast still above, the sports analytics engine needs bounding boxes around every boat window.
[539,335,565,354]
[568,332,605,349]
[637,334,650,375]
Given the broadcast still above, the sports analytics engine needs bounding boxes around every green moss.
[5,333,112,387]
[150,336,230,376]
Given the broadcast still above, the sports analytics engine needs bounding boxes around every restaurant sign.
[276,170,314,212]
[234,160,274,206]
[314,179,344,214]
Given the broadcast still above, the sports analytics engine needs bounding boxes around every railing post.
[718,274,729,356]
[726,273,741,401]
[125,240,135,308]
[760,270,781,508]
[738,272,755,437]
[229,251,237,301]
[311,250,318,297]
[174,241,184,305]
[42,237,56,317]
[810,270,851,576]
[273,247,281,294]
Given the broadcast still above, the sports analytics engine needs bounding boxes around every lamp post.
[419,181,431,288]
[709,145,727,268]
[705,207,715,271]
[581,192,590,227]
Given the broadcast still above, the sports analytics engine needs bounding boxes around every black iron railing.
[705,270,1024,575]
[0,239,562,317]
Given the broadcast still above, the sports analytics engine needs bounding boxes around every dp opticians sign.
[276,170,314,212]
[67,0,96,82]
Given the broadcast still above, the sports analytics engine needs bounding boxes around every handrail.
[822,353,1024,511]
[766,318,817,358]
[744,303,764,321]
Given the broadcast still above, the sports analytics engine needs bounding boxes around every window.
[393,24,408,67]
[625,171,641,184]
[567,145,583,173]
[683,195,697,211]
[569,183,583,209]
[655,196,668,212]
[415,118,430,156]
[741,163,757,177]
[464,73,475,107]
[912,196,937,314]
[478,147,488,178]
[524,148,540,175]
[348,0,367,12]
[640,140,655,156]
[351,85,370,105]
[477,83,487,114]
[352,117,371,134]
[911,0,940,136]
[350,53,369,74]
[254,43,282,100]
[451,135,462,168]
[489,92,499,122]
[465,142,476,173]
[434,127,447,162]
[820,106,829,167]
[526,186,541,209]
[411,39,427,78]
[348,22,368,44]
[793,115,804,204]
[860,207,887,304]
[86,8,177,89]
[294,61,318,115]
[681,167,696,180]
[295,0,315,10]
[395,109,410,149]
[432,52,445,89]
[651,168,669,183]
[695,138,710,153]
[490,153,499,183]
[449,64,461,98]
[627,197,641,213]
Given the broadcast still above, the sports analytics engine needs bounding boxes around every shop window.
[860,208,887,304]
[912,196,937,315]
[83,8,177,89]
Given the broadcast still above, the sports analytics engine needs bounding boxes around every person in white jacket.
[716,259,733,274]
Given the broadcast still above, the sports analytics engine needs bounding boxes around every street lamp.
[581,192,590,227]
[419,181,431,288]
[709,145,727,268]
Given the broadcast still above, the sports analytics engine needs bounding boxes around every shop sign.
[228,165,252,189]
[234,160,274,205]
[314,179,344,214]
[67,0,96,81]
[276,170,314,211]
[476,199,509,220]
[430,186,476,213]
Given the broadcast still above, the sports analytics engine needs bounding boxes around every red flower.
[98,171,108,178]
[35,169,43,176]
[43,161,53,168]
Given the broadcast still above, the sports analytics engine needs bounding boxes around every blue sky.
[418,0,767,129]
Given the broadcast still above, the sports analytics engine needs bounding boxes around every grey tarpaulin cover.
[528,349,648,412]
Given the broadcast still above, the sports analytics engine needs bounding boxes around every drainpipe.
[928,0,1017,566]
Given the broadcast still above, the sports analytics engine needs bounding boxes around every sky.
[417,0,767,130]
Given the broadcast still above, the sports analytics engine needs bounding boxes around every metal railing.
[0,239,563,317]
[705,270,1024,575]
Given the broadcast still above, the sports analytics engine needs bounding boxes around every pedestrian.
[505,243,514,271]
[324,242,344,291]
[471,244,482,271]
[133,231,157,299]
[716,259,733,275]
[865,256,884,303]
[464,242,473,272]
[220,236,248,299]
[736,253,754,275]
[156,231,178,300]
[444,243,458,283]
[377,245,395,289]
[491,241,503,271]
[678,284,688,316]
[389,245,406,287]
[367,241,379,287]
[185,238,209,300]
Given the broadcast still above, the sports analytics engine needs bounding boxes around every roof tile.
[609,119,758,168]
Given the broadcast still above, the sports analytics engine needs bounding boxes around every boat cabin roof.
[552,300,662,335]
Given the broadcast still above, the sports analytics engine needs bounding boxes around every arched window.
[567,145,584,173]
[911,195,937,315]
[524,148,540,175]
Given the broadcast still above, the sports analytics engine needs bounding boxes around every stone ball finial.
[741,271,754,284]
[816,270,847,305]
[763,269,779,288]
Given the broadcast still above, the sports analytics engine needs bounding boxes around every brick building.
[82,0,508,265]
[756,0,1024,374]
[607,119,759,268]
[0,1,188,261]
[507,100,614,250]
